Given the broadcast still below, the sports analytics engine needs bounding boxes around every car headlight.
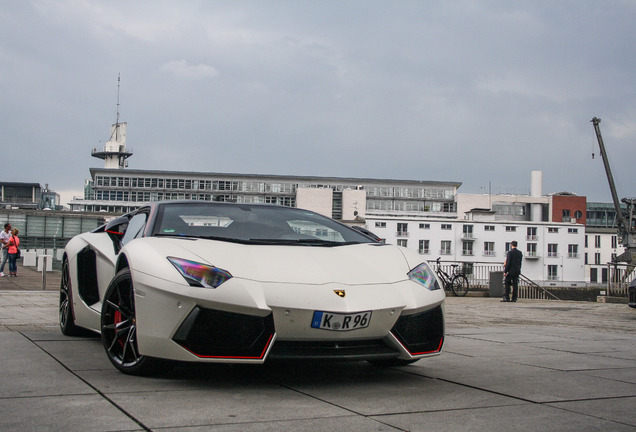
[408,262,440,291]
[168,257,232,289]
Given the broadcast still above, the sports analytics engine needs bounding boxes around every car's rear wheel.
[59,258,84,336]
[101,268,159,375]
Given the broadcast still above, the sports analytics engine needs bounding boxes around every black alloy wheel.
[59,258,83,336]
[101,268,157,375]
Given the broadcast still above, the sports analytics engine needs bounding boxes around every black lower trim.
[269,339,399,361]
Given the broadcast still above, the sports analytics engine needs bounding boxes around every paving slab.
[0,395,144,432]
[548,396,636,428]
[0,332,94,398]
[378,403,636,432]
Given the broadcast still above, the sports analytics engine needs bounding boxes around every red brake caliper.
[114,310,124,347]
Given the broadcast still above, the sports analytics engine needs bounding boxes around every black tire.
[59,258,85,336]
[101,268,159,375]
[450,274,469,297]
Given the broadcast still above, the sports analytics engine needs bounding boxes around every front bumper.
[170,304,444,361]
[133,269,445,363]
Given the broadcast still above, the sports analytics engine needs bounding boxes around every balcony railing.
[525,251,540,259]
[419,249,430,254]
[396,231,409,237]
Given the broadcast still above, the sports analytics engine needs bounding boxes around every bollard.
[41,255,47,290]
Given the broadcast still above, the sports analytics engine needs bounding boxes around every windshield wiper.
[248,238,360,246]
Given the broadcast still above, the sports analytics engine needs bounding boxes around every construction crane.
[591,117,636,267]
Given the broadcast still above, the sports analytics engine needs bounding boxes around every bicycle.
[435,257,470,297]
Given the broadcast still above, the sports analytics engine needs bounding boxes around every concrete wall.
[296,188,333,218]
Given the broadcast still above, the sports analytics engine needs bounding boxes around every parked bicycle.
[435,257,470,297]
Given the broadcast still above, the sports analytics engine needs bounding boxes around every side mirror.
[105,215,129,253]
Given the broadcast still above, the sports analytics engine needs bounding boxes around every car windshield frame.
[150,202,376,246]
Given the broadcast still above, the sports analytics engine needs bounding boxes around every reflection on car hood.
[151,238,411,285]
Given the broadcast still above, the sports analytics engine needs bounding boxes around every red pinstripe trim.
[182,333,275,359]
[393,334,444,356]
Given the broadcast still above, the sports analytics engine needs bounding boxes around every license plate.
[311,310,371,331]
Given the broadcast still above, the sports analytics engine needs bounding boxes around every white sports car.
[60,201,445,374]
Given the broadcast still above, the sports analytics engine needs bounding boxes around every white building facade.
[364,215,586,286]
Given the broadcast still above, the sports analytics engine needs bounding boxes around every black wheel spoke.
[101,268,149,373]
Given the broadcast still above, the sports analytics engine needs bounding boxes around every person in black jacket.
[502,241,523,302]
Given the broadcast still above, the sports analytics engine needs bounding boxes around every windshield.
[152,202,376,246]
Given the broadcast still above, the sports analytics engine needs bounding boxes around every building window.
[505,226,517,232]
[547,265,558,281]
[485,225,495,231]
[527,243,537,257]
[441,224,452,230]
[397,239,408,248]
[440,241,452,255]
[375,222,386,228]
[585,235,588,248]
[575,210,583,219]
[548,227,559,233]
[462,241,473,256]
[527,227,537,241]
[594,253,601,265]
[568,228,578,234]
[419,223,430,229]
[611,236,617,248]
[595,235,601,248]
[397,223,408,236]
[590,267,597,283]
[568,244,578,258]
[419,240,430,254]
[548,244,558,258]
[462,225,474,239]
[484,242,495,256]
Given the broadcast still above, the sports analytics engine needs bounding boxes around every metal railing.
[605,262,635,297]
[436,260,559,300]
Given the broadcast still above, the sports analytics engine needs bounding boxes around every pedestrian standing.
[7,228,19,277]
[502,240,523,302]
[0,223,11,277]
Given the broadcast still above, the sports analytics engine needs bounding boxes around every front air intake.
[391,305,444,355]
[173,307,275,359]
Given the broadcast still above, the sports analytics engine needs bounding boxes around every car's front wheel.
[101,268,159,375]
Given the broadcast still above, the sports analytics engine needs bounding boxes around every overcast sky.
[2,1,635,206]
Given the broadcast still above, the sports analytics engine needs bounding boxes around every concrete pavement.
[1,264,635,431]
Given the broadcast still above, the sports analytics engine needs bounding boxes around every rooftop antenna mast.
[93,73,132,169]
[111,73,121,142]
